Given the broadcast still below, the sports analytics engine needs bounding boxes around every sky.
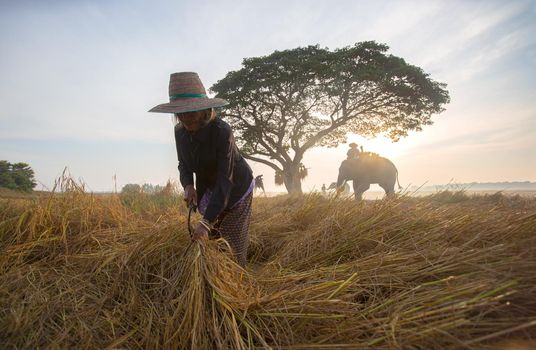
[1,0,535,193]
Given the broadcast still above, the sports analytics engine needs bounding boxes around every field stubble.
[1,179,535,349]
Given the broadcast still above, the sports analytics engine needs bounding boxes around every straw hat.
[148,72,228,114]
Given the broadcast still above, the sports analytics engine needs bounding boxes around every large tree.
[211,41,450,194]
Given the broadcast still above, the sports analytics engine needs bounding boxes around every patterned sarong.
[198,179,255,266]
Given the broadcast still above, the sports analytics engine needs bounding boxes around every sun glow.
[347,135,408,159]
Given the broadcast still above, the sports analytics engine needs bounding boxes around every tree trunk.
[283,167,303,195]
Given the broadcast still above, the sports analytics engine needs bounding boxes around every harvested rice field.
[1,181,536,349]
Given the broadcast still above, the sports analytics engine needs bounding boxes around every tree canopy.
[211,41,450,194]
[0,161,37,192]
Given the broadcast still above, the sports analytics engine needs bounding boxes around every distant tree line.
[119,181,180,209]
[0,161,37,192]
[121,183,166,194]
[415,182,536,191]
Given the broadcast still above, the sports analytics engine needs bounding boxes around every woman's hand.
[192,222,209,241]
[184,185,197,208]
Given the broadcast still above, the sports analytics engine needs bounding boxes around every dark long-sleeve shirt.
[174,117,253,223]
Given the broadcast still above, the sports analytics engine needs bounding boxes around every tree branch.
[242,154,283,172]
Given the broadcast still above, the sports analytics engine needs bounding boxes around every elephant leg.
[380,182,396,198]
[353,182,370,201]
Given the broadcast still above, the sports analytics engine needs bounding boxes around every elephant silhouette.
[336,154,401,200]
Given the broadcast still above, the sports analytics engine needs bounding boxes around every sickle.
[187,204,197,239]
[179,204,198,261]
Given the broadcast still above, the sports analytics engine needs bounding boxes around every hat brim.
[148,97,228,114]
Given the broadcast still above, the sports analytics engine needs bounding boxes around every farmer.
[149,72,254,266]
[254,174,266,196]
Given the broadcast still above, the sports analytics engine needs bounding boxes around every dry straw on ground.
[1,178,535,349]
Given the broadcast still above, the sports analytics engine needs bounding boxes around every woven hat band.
[169,93,208,101]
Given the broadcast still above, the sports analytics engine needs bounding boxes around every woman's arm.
[203,125,235,223]
[175,127,194,188]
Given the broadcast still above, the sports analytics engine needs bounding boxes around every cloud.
[392,1,531,78]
